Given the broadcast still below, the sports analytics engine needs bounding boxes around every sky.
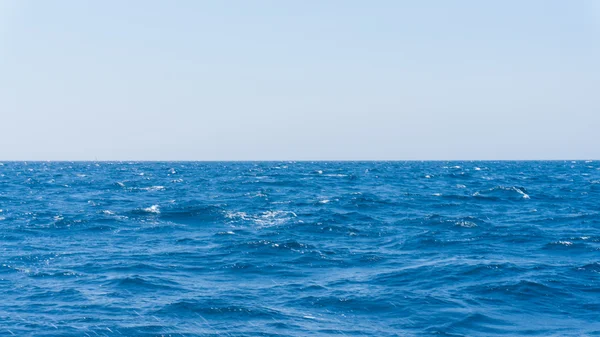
[1,0,599,160]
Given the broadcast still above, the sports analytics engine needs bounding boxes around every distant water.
[1,161,599,336]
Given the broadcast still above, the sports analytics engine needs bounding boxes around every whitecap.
[168,168,177,174]
[255,210,297,227]
[557,241,573,246]
[456,221,477,228]
[102,210,115,215]
[227,210,297,227]
[432,193,442,196]
[262,210,297,218]
[319,199,330,204]
[317,170,323,174]
[456,184,466,189]
[513,187,530,199]
[425,175,431,179]
[474,167,481,171]
[143,205,160,214]
[141,186,166,191]
[225,211,249,220]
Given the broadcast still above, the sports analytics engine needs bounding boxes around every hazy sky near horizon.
[1,0,599,160]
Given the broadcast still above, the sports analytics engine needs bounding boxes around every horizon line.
[0,159,596,163]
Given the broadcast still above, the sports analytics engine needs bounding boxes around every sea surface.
[1,161,599,336]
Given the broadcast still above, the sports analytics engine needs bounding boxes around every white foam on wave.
[226,211,249,220]
[456,220,477,228]
[226,210,297,228]
[557,241,573,246]
[432,193,442,196]
[168,168,177,175]
[102,210,115,215]
[144,205,160,214]
[250,192,268,198]
[271,201,291,205]
[319,199,330,204]
[261,210,297,218]
[141,186,166,191]
[456,184,466,189]
[513,187,530,199]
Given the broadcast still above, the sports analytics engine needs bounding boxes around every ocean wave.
[1,161,599,336]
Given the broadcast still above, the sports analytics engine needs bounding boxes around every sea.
[0,161,599,336]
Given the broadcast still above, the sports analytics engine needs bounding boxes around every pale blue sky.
[1,0,599,160]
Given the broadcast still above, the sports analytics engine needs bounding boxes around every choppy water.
[1,161,599,336]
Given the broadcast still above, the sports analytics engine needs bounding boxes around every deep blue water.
[1,161,599,336]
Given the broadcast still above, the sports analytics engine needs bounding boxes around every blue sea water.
[0,161,599,336]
